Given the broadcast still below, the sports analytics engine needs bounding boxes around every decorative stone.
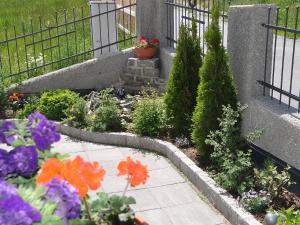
[264,212,278,225]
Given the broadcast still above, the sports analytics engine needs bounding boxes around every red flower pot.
[134,215,149,225]
[134,46,158,60]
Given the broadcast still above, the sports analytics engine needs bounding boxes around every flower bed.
[0,112,150,225]
[2,87,300,224]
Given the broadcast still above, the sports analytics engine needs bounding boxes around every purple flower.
[0,179,41,225]
[28,112,47,124]
[0,149,13,178]
[0,121,16,145]
[28,112,61,150]
[46,179,81,224]
[9,146,38,177]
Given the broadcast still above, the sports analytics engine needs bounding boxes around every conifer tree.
[164,18,202,136]
[192,7,238,162]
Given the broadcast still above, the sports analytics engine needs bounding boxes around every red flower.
[8,95,18,101]
[139,36,147,44]
[151,39,159,45]
[118,157,149,187]
[8,92,24,101]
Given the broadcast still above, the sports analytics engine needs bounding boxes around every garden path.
[52,134,231,225]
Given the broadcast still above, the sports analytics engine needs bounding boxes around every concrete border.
[55,123,262,225]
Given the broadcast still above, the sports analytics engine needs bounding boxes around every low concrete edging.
[56,123,262,225]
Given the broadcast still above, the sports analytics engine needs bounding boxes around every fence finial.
[188,0,196,9]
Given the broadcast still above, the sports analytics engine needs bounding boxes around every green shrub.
[64,97,87,129]
[164,18,202,136]
[88,89,122,132]
[192,7,238,161]
[37,89,79,121]
[0,85,8,118]
[16,96,39,119]
[132,92,167,137]
[277,207,300,225]
[241,191,270,214]
[254,160,295,201]
[205,105,255,194]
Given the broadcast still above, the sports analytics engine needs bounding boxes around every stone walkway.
[52,135,231,225]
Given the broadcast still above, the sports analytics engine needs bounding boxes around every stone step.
[127,57,159,69]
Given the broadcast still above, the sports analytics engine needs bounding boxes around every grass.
[0,0,136,88]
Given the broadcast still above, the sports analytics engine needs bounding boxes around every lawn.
[0,0,135,88]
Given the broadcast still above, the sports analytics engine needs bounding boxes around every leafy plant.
[17,185,64,225]
[37,89,79,121]
[192,7,238,162]
[87,89,123,132]
[0,84,8,118]
[277,207,300,225]
[16,96,39,119]
[240,190,270,214]
[205,104,255,194]
[88,192,136,225]
[64,97,87,129]
[164,18,202,136]
[254,160,295,201]
[132,91,167,137]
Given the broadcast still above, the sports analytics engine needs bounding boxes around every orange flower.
[117,157,149,187]
[36,156,106,198]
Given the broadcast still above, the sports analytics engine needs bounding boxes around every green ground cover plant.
[164,18,202,137]
[132,90,168,138]
[36,89,79,121]
[64,97,88,129]
[192,7,238,162]
[254,160,295,202]
[87,89,123,132]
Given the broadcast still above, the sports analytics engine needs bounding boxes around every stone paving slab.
[53,135,231,225]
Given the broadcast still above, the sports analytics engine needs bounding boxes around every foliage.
[89,192,136,225]
[192,7,238,161]
[205,105,255,194]
[241,190,270,214]
[277,207,300,225]
[64,97,87,129]
[254,160,295,201]
[16,96,39,119]
[87,89,123,132]
[132,91,168,137]
[164,18,202,136]
[17,185,65,225]
[0,85,8,118]
[37,89,79,121]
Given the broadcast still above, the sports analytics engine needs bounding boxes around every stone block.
[127,57,138,67]
[143,68,160,77]
[127,67,143,75]
[137,58,159,68]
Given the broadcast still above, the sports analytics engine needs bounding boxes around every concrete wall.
[8,49,134,93]
[228,5,300,170]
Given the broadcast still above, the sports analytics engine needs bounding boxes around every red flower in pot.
[134,36,159,60]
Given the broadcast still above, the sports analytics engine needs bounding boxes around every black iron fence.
[259,6,300,112]
[165,0,230,55]
[0,1,136,87]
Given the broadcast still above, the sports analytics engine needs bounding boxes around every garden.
[1,5,300,225]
